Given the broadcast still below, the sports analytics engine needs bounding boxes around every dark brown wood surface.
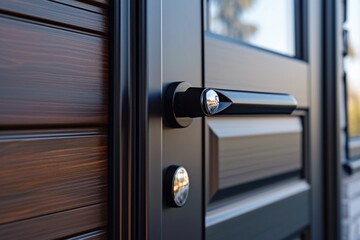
[0,0,109,237]
[0,17,108,126]
[0,0,107,34]
[46,0,108,15]
[0,131,107,224]
[0,203,107,240]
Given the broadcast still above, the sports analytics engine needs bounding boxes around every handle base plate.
[164,82,193,128]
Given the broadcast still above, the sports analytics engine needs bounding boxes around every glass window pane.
[208,0,296,56]
[345,0,360,138]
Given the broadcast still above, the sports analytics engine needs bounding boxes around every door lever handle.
[164,81,298,128]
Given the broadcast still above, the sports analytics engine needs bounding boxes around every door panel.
[207,116,302,195]
[205,115,309,239]
[206,180,309,240]
[205,35,308,107]
[203,0,310,238]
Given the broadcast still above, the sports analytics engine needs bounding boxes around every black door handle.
[164,81,298,128]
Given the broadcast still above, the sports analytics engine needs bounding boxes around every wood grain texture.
[0,203,107,240]
[208,117,302,192]
[53,0,108,14]
[0,132,107,224]
[0,0,107,34]
[0,17,108,126]
[205,34,309,107]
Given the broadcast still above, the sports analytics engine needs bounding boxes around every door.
[147,0,323,239]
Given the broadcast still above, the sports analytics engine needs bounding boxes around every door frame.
[109,0,160,239]
[109,0,130,239]
[109,0,150,239]
[323,0,342,239]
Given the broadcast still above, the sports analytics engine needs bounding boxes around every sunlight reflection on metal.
[173,167,190,207]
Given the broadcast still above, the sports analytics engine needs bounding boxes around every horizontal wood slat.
[51,0,108,14]
[0,17,108,126]
[0,0,107,34]
[81,0,108,6]
[208,117,302,194]
[0,203,107,240]
[0,0,109,238]
[0,132,107,224]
